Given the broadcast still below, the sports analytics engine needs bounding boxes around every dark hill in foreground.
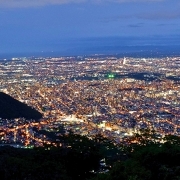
[0,92,42,120]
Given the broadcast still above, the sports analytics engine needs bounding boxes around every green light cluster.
[108,74,115,78]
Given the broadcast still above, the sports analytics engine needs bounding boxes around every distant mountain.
[0,92,42,120]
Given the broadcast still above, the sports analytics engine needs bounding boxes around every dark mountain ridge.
[0,92,42,120]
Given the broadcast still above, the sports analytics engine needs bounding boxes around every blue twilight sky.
[0,0,180,55]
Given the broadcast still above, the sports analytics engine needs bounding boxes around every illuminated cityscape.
[0,55,180,147]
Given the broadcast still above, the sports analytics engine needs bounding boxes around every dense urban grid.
[0,55,180,147]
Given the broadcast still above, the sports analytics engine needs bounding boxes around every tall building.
[123,57,126,65]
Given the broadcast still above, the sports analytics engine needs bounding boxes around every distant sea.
[0,36,180,59]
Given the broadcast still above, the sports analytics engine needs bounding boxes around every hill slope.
[0,92,42,120]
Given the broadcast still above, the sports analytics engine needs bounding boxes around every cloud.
[128,23,144,28]
[137,12,180,20]
[104,0,164,2]
[102,10,180,24]
[0,0,165,8]
[0,0,85,8]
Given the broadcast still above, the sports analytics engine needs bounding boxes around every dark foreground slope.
[0,134,103,180]
[0,92,42,120]
[0,133,180,180]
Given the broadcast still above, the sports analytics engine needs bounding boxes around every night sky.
[0,0,180,54]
